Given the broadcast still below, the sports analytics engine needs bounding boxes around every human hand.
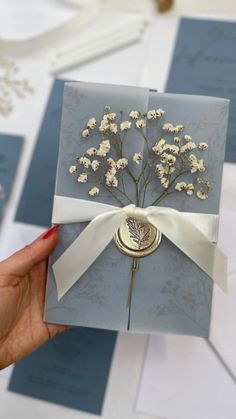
[0,226,66,369]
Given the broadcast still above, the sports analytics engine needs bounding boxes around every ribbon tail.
[53,209,126,300]
[147,210,227,292]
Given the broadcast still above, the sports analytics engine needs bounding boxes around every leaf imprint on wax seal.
[114,217,162,258]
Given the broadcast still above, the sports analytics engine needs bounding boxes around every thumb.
[1,225,60,277]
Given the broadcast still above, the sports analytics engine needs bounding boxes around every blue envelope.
[0,134,23,219]
[166,17,236,163]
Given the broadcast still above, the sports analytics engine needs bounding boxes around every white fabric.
[52,196,226,300]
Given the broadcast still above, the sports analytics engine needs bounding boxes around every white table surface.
[0,9,236,419]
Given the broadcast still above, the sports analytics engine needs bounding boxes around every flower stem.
[127,257,139,330]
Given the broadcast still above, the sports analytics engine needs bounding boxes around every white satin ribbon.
[52,195,227,300]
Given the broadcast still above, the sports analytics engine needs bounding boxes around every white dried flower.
[106,174,118,187]
[78,173,88,183]
[164,166,175,174]
[155,164,164,178]
[152,138,165,155]
[156,108,165,117]
[166,154,176,166]
[175,124,184,132]
[120,121,131,131]
[161,177,169,189]
[198,159,206,172]
[110,123,118,134]
[162,123,174,132]
[97,139,110,156]
[196,189,208,200]
[87,118,96,129]
[79,157,91,168]
[160,152,169,163]
[147,110,157,120]
[184,135,192,142]
[106,167,117,177]
[91,160,100,171]
[116,158,128,169]
[129,110,139,119]
[136,119,146,129]
[106,112,116,121]
[99,120,110,132]
[175,182,187,191]
[199,142,208,150]
[69,165,77,174]
[86,147,97,156]
[133,153,143,164]
[107,157,116,167]
[174,136,180,144]
[180,142,197,153]
[89,186,99,196]
[82,128,90,138]
[186,183,194,195]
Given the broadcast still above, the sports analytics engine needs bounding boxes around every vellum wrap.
[44,82,229,337]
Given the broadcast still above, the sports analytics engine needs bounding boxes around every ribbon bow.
[52,195,227,300]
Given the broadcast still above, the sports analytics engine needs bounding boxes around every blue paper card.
[12,79,117,414]
[15,79,65,227]
[166,18,235,162]
[8,328,116,415]
[0,134,23,218]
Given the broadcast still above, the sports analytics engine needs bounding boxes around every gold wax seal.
[114,217,162,258]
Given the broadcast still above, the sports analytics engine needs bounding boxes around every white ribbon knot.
[52,195,227,300]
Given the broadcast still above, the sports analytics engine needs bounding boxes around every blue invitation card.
[166,18,235,162]
[0,134,23,218]
[15,79,65,227]
[9,328,116,415]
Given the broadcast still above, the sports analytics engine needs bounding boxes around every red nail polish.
[43,224,61,239]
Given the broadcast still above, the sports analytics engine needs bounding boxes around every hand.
[0,226,66,369]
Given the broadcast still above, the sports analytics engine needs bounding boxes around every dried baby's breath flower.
[129,110,139,119]
[78,173,88,183]
[156,108,165,117]
[184,135,192,142]
[152,138,165,155]
[133,153,143,164]
[136,119,146,129]
[147,110,157,120]
[175,182,187,191]
[199,142,208,150]
[107,157,116,167]
[106,112,116,121]
[73,105,211,205]
[89,186,99,196]
[87,118,96,129]
[155,164,164,178]
[120,121,131,131]
[166,154,176,166]
[79,157,91,168]
[91,160,100,171]
[117,158,128,169]
[186,183,194,195]
[106,173,118,187]
[196,189,208,200]
[161,177,169,189]
[69,165,77,174]
[110,123,118,134]
[99,120,110,132]
[97,139,110,156]
[82,129,90,138]
[86,147,97,156]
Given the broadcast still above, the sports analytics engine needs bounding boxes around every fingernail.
[43,224,61,239]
